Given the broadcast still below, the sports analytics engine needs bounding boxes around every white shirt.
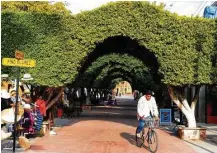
[137,96,159,120]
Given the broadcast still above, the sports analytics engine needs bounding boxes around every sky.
[162,1,214,17]
[52,1,215,17]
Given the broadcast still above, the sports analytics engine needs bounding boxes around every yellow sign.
[2,58,36,67]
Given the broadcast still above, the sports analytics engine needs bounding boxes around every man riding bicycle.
[136,90,159,138]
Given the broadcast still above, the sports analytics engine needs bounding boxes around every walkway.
[26,96,196,153]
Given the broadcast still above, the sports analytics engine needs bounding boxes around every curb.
[198,125,217,145]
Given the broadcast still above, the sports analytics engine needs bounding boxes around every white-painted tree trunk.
[168,86,199,128]
[181,99,197,128]
[186,113,196,128]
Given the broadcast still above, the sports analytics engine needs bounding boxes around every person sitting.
[136,90,159,138]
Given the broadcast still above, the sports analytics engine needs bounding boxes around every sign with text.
[160,109,172,125]
[2,58,36,67]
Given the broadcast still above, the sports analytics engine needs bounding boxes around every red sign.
[15,50,24,60]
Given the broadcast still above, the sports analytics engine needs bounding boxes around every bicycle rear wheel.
[135,127,144,147]
[148,130,158,153]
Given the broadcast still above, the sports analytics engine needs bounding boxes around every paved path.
[26,96,196,153]
[185,123,217,153]
[27,118,196,153]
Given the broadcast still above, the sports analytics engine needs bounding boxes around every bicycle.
[135,118,159,153]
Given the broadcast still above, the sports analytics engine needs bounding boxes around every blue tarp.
[203,6,217,19]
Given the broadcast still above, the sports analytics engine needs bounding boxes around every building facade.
[113,81,132,96]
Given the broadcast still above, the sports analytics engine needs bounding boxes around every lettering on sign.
[2,58,36,67]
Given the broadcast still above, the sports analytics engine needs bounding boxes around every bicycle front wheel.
[148,130,158,153]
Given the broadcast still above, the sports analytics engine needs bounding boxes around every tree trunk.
[46,88,54,105]
[185,113,196,128]
[168,86,200,128]
[46,87,64,110]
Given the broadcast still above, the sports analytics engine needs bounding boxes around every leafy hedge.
[1,1,217,87]
[1,1,70,14]
[78,54,156,91]
[71,1,216,86]
[1,11,80,86]
[212,19,217,84]
[93,67,156,91]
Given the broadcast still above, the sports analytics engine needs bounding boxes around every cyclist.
[136,90,159,138]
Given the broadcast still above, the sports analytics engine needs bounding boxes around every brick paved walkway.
[26,118,196,153]
[26,97,196,153]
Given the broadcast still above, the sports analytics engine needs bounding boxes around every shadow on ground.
[120,132,136,146]
[120,132,151,152]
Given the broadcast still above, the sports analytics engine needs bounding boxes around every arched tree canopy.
[78,36,159,75]
[93,67,156,92]
[77,54,156,91]
[109,78,127,90]
[1,1,216,87]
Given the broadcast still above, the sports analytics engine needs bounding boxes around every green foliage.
[79,54,156,90]
[211,19,217,84]
[1,1,70,14]
[109,78,125,89]
[1,1,217,87]
[1,11,78,86]
[94,68,156,92]
[71,1,216,86]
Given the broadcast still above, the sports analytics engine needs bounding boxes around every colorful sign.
[160,109,172,125]
[2,58,36,67]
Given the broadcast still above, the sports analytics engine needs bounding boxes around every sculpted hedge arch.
[79,54,152,86]
[72,1,215,86]
[77,54,157,92]
[93,67,156,91]
[2,1,215,86]
[1,1,217,127]
[70,1,216,128]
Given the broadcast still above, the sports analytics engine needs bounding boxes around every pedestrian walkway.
[160,122,217,153]
[197,122,217,144]
[6,96,217,153]
[26,117,196,153]
[25,99,197,153]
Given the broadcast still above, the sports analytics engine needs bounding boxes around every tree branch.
[191,86,201,112]
[182,99,192,112]
[46,88,54,105]
[168,86,176,101]
[175,88,192,112]
[173,99,189,116]
[191,86,200,103]
[168,86,189,116]
[46,87,64,110]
